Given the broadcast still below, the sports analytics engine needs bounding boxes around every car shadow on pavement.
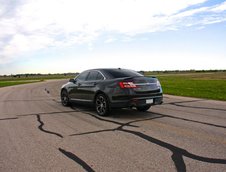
[69,103,226,129]
[69,102,160,119]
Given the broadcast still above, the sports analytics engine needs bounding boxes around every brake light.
[119,81,137,88]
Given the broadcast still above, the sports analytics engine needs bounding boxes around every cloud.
[169,1,226,27]
[211,1,226,12]
[0,0,226,64]
[105,37,118,43]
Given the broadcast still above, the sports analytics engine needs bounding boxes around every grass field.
[1,72,226,101]
[147,72,226,101]
[0,74,74,88]
[0,80,42,87]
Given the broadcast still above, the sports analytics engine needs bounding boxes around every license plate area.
[146,99,153,104]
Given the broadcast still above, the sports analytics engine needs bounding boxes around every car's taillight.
[119,81,137,88]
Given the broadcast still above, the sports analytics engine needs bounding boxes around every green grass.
[0,80,41,87]
[0,74,75,88]
[1,72,226,101]
[0,75,74,81]
[148,72,226,101]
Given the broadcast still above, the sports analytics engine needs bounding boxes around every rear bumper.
[110,95,163,108]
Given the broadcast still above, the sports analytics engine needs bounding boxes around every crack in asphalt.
[164,99,204,105]
[154,112,226,129]
[121,128,226,172]
[59,148,95,172]
[70,106,226,172]
[71,105,226,129]
[171,102,226,112]
[36,114,63,138]
[0,106,94,171]
[165,100,226,112]
[69,106,139,128]
[2,93,225,172]
[0,117,18,121]
[35,93,96,171]
[18,110,78,117]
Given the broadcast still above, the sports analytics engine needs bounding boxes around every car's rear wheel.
[136,105,151,112]
[61,90,70,106]
[95,94,109,116]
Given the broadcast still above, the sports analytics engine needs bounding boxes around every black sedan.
[61,68,163,116]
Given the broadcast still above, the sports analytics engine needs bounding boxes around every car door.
[79,70,104,101]
[68,71,89,100]
[79,70,101,101]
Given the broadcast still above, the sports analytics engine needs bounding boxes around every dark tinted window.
[87,71,104,81]
[105,69,143,78]
[76,71,89,81]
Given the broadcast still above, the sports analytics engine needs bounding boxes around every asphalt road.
[0,80,226,172]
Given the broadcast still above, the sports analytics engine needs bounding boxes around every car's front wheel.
[136,105,151,112]
[95,94,109,116]
[61,90,70,106]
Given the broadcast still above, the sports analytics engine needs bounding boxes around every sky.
[0,0,226,74]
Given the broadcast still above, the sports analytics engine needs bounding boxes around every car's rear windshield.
[105,69,143,78]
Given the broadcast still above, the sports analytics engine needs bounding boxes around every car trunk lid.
[121,76,160,93]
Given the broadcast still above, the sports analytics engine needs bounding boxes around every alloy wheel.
[95,94,108,116]
[61,90,69,106]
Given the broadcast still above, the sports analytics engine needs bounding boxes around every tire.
[136,105,151,112]
[61,90,70,106]
[95,94,109,116]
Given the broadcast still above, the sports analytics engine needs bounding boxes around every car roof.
[90,68,133,72]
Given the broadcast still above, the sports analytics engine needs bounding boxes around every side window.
[76,71,89,81]
[86,71,98,81]
[86,71,104,81]
[96,72,104,80]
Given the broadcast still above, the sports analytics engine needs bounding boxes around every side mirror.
[69,78,75,83]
